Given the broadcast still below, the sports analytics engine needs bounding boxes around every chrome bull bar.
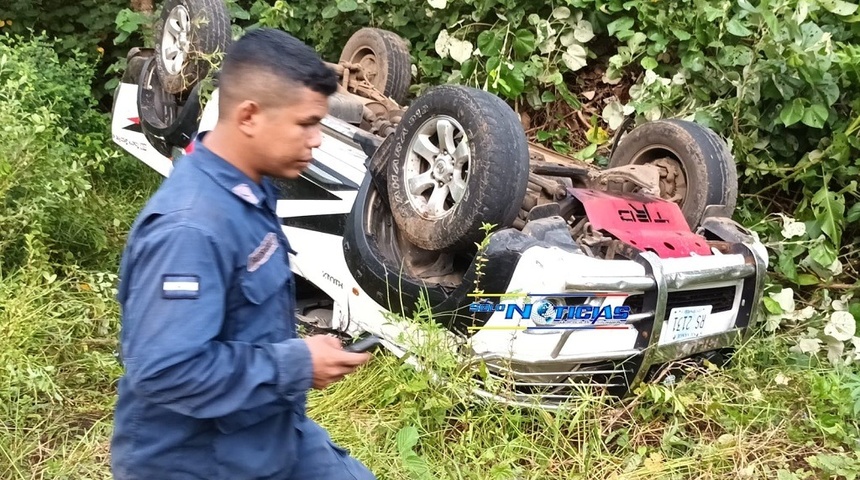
[625,242,768,391]
[467,237,769,409]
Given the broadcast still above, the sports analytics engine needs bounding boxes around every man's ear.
[235,100,262,137]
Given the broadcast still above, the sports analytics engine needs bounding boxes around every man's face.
[249,86,329,180]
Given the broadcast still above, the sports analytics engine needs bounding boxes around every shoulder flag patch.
[162,274,201,299]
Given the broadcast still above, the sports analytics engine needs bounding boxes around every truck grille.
[667,286,736,313]
[624,286,737,314]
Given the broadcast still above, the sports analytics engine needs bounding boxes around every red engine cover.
[568,188,712,258]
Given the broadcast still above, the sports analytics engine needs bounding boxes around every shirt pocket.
[230,242,293,343]
[239,247,289,306]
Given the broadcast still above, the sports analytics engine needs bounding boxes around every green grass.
[2,221,859,480]
[1,146,859,480]
[0,148,158,479]
[307,330,860,480]
[2,149,860,479]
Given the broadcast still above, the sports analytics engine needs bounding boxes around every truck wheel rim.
[403,115,471,220]
[626,144,688,207]
[161,5,191,76]
[347,47,380,85]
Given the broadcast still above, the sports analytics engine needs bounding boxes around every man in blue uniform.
[111,29,374,479]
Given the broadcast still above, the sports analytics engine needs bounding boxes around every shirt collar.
[186,133,278,213]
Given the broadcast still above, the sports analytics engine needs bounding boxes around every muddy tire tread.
[386,85,530,252]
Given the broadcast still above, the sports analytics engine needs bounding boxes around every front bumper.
[465,218,768,409]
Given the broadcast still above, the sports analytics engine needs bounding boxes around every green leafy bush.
[0,34,130,275]
[0,0,143,102]
[255,1,596,105]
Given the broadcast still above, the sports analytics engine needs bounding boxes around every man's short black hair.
[218,28,338,115]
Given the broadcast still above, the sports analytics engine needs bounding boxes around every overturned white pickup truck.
[110,0,768,409]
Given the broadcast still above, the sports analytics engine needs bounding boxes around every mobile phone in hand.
[344,335,384,353]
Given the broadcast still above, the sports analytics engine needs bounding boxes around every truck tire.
[608,119,739,229]
[137,58,200,156]
[386,85,530,252]
[154,0,231,94]
[339,28,411,104]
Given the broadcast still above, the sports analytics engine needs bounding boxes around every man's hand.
[303,335,371,389]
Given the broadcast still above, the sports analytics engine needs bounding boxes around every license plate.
[660,305,713,345]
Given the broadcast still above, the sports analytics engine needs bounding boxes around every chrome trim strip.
[562,263,756,294]
[565,276,655,292]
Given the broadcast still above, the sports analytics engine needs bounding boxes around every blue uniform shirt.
[111,137,314,479]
